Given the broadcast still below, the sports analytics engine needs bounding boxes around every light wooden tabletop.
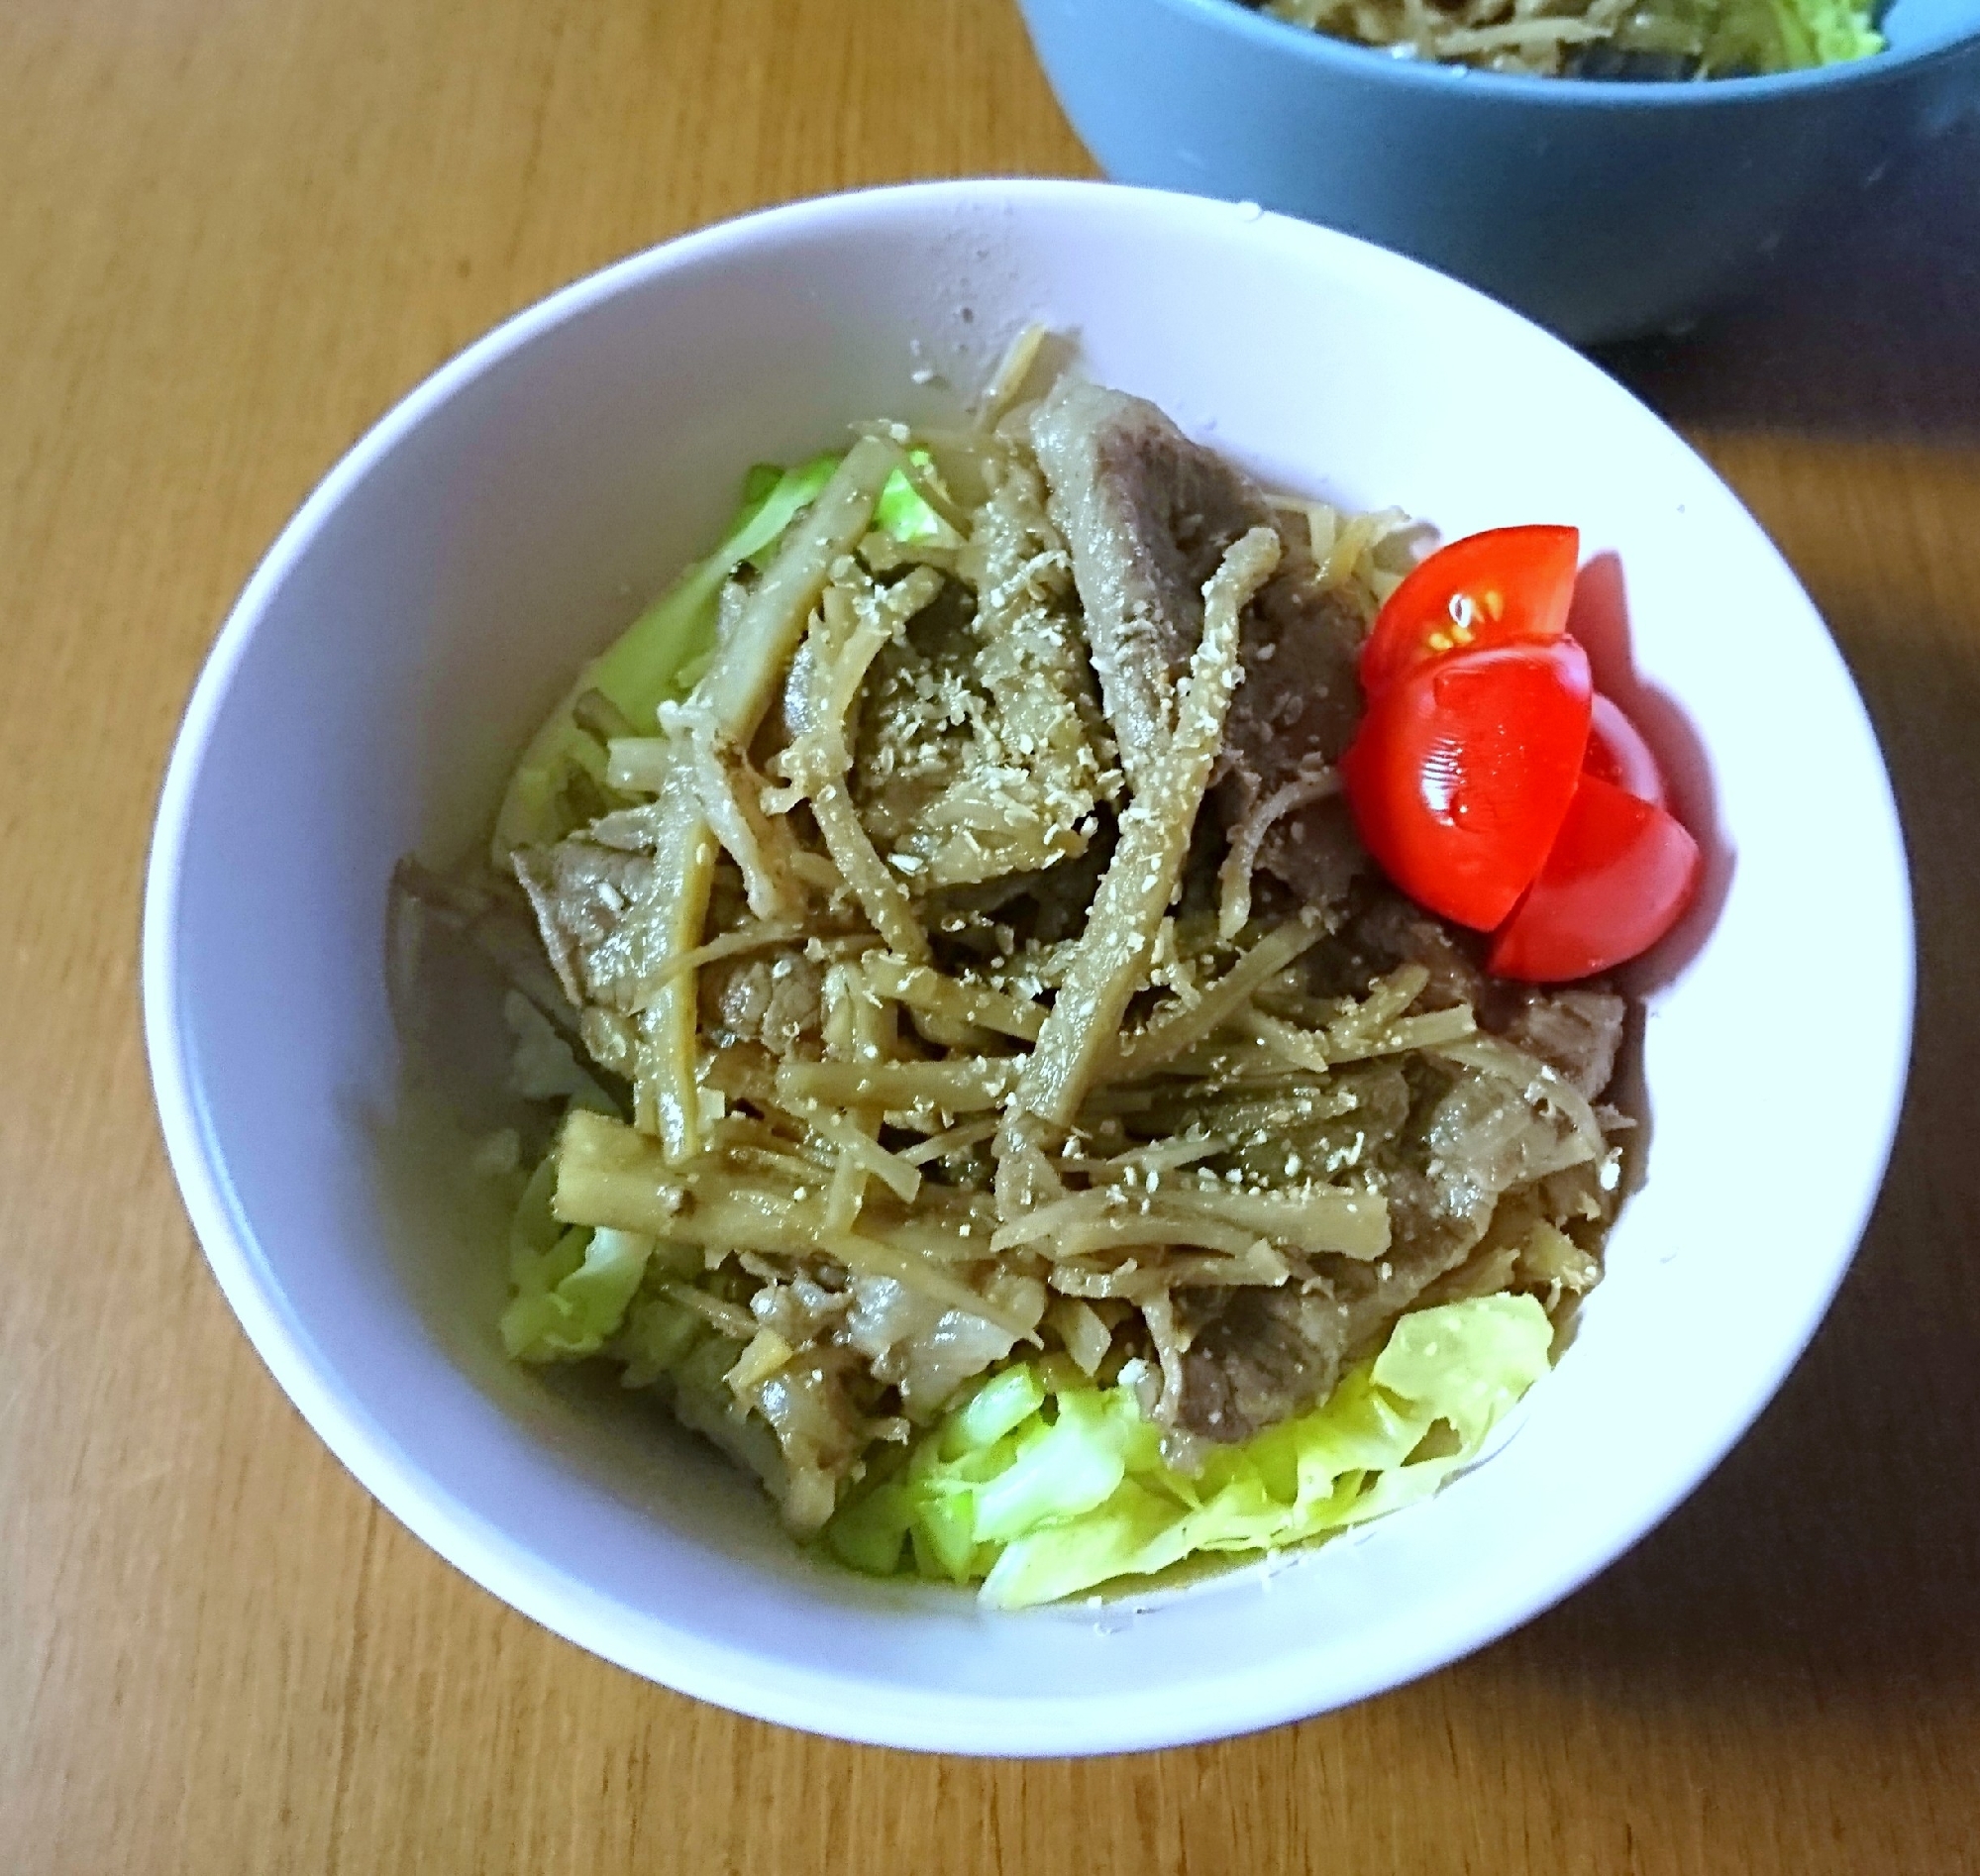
[7,3,1978,1870]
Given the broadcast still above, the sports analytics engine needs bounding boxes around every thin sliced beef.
[1491,987,1627,1100]
[1173,1283,1351,1444]
[1345,890,1490,1010]
[1170,1155,1496,1445]
[1170,1026,1605,1445]
[1216,536,1368,909]
[1028,377,1369,912]
[1029,379,1267,785]
[511,802,679,1013]
[512,840,657,1009]
[1419,1070,1594,1210]
[1335,1164,1502,1353]
[1346,889,1626,1100]
[698,949,823,1055]
[842,1272,1048,1420]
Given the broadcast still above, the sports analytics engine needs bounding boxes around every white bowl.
[144,180,1913,1755]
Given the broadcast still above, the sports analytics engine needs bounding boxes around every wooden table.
[7,3,1976,1869]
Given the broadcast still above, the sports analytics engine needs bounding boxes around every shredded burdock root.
[413,344,1633,1551]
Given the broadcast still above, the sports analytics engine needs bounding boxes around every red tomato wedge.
[1359,525,1580,698]
[1487,773,1702,982]
[1584,692,1667,807]
[1342,638,1593,931]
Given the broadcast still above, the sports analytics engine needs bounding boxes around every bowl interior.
[1883,0,1980,52]
[146,182,1912,1754]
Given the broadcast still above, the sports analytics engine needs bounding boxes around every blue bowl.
[1014,0,1980,343]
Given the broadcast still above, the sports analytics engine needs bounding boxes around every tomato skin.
[1486,773,1702,983]
[1343,638,1593,932]
[1584,693,1667,807]
[1348,523,1699,976]
[1360,525,1580,697]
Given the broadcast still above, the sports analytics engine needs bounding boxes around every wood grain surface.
[5,3,1977,1870]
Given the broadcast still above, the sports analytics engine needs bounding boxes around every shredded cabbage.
[498,1154,653,1359]
[824,1295,1555,1607]
[1785,0,1883,64]
[1696,0,1882,70]
[873,452,952,546]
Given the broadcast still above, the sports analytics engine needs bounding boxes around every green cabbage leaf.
[498,1153,652,1360]
[824,1294,1556,1608]
[1698,0,1882,71]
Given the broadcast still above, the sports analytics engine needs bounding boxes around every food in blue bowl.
[1251,0,1882,77]
[1014,0,1980,341]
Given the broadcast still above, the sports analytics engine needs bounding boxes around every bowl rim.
[143,176,1917,1755]
[1135,0,1979,106]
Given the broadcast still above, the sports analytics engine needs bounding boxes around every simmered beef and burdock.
[397,351,1630,1591]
